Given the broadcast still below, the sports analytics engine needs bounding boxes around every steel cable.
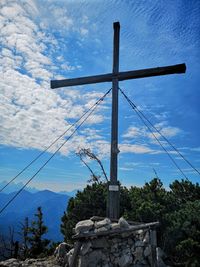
[0,88,111,214]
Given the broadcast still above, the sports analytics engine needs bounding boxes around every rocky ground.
[58,217,164,267]
[0,256,61,267]
[0,217,168,267]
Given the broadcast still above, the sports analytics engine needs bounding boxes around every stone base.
[62,217,167,267]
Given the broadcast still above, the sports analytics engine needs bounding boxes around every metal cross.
[51,22,186,219]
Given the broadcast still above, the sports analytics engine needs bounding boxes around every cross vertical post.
[50,21,186,221]
[108,22,120,219]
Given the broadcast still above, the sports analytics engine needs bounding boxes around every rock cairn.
[0,217,169,267]
[58,217,164,267]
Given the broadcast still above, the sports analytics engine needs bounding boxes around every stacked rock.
[65,217,157,267]
[0,218,168,267]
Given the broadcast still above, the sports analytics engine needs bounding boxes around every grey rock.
[135,229,144,241]
[140,258,148,265]
[48,217,162,267]
[0,258,20,267]
[78,250,104,267]
[25,259,35,264]
[54,242,71,264]
[121,231,133,238]
[95,218,111,229]
[0,257,61,267]
[137,230,143,235]
[133,264,149,267]
[66,248,74,267]
[128,238,133,246]
[111,237,121,244]
[94,225,110,233]
[118,217,130,229]
[110,243,119,253]
[143,231,150,244]
[135,240,144,247]
[111,222,120,230]
[113,256,120,265]
[144,245,151,258]
[110,254,115,262]
[91,237,108,248]
[130,244,135,253]
[122,247,131,255]
[133,247,144,264]
[118,253,133,267]
[75,219,94,234]
[102,264,111,267]
[80,241,92,255]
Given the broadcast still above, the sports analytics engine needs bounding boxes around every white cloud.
[123,121,182,146]
[122,126,144,138]
[0,1,187,162]
[124,162,141,167]
[190,147,200,152]
[93,140,110,158]
[43,5,74,31]
[0,0,108,157]
[153,122,181,137]
[80,28,89,36]
[37,1,90,39]
[119,167,133,171]
[120,118,184,157]
[80,128,102,140]
[119,144,154,154]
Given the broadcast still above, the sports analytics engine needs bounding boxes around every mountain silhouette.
[0,190,70,241]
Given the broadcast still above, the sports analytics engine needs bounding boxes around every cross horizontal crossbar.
[51,63,186,89]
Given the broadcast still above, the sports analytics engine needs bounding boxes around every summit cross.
[51,22,186,219]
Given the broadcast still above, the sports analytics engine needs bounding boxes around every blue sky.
[0,0,200,192]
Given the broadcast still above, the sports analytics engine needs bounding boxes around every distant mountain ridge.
[0,181,79,196]
[59,189,80,197]
[0,189,71,241]
[0,181,39,193]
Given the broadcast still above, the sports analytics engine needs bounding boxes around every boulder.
[66,248,74,267]
[135,229,144,241]
[95,218,111,229]
[94,225,110,233]
[135,240,144,247]
[111,222,121,230]
[118,253,133,267]
[118,217,130,229]
[54,242,71,264]
[91,237,108,248]
[75,219,94,234]
[144,245,151,258]
[80,241,92,256]
[78,250,104,267]
[133,247,144,264]
[143,231,150,244]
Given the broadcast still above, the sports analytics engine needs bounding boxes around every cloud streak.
[0,0,199,184]
[0,0,110,157]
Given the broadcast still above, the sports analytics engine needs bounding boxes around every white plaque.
[109,185,119,191]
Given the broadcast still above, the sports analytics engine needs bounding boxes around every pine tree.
[61,182,107,242]
[28,207,50,257]
[19,217,29,259]
[60,182,131,242]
